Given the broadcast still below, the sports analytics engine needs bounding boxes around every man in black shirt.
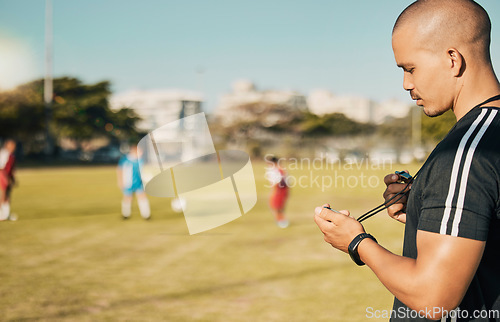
[314,0,500,320]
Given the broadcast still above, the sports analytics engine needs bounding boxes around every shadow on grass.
[16,265,334,320]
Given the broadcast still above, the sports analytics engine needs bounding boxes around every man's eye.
[407,68,415,74]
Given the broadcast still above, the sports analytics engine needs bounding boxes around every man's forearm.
[358,240,422,308]
[357,239,460,319]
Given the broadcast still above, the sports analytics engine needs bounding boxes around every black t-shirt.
[392,106,500,322]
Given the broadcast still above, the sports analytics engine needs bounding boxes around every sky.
[1,0,500,113]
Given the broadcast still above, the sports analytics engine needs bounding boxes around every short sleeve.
[418,146,499,242]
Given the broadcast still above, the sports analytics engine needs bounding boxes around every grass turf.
[0,161,419,321]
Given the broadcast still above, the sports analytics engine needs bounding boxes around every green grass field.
[0,161,419,321]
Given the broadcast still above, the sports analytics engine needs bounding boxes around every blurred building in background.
[307,89,410,124]
[215,79,308,127]
[111,89,203,132]
[307,90,374,123]
[216,82,410,126]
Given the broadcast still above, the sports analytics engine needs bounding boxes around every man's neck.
[453,67,500,120]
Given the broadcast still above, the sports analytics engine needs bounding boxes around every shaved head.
[393,0,491,63]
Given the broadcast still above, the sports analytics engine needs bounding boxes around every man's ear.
[448,48,465,77]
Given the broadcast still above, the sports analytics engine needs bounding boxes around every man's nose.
[403,73,414,91]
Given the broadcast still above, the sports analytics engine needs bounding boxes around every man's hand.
[383,172,411,224]
[314,204,365,253]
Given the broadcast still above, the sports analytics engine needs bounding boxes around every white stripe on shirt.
[440,109,488,235]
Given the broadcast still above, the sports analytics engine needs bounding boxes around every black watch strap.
[348,233,377,266]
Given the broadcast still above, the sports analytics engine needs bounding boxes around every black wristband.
[348,233,377,266]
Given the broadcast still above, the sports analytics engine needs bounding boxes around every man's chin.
[423,106,447,118]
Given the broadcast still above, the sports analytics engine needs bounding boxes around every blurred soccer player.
[0,139,17,221]
[117,144,151,220]
[266,156,289,228]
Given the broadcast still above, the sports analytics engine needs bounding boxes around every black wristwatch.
[348,233,377,266]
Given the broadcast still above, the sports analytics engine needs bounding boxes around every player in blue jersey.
[117,144,151,220]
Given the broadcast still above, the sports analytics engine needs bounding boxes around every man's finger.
[316,207,349,224]
[387,203,404,215]
[315,207,333,221]
[386,203,407,223]
[382,183,412,199]
[383,192,408,204]
[385,182,409,194]
[338,209,350,216]
[314,205,335,216]
[384,173,400,186]
[315,206,332,219]
[314,213,331,231]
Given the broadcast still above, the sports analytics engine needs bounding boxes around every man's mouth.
[410,94,423,105]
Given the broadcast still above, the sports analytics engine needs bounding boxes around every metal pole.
[44,0,54,157]
[412,105,422,152]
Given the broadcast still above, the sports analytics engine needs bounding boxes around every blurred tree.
[0,77,142,155]
[299,112,376,137]
[421,109,456,143]
[213,103,375,140]
[51,77,142,146]
[377,107,457,145]
[0,81,45,153]
[211,102,304,149]
[210,103,377,158]
[377,115,411,138]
